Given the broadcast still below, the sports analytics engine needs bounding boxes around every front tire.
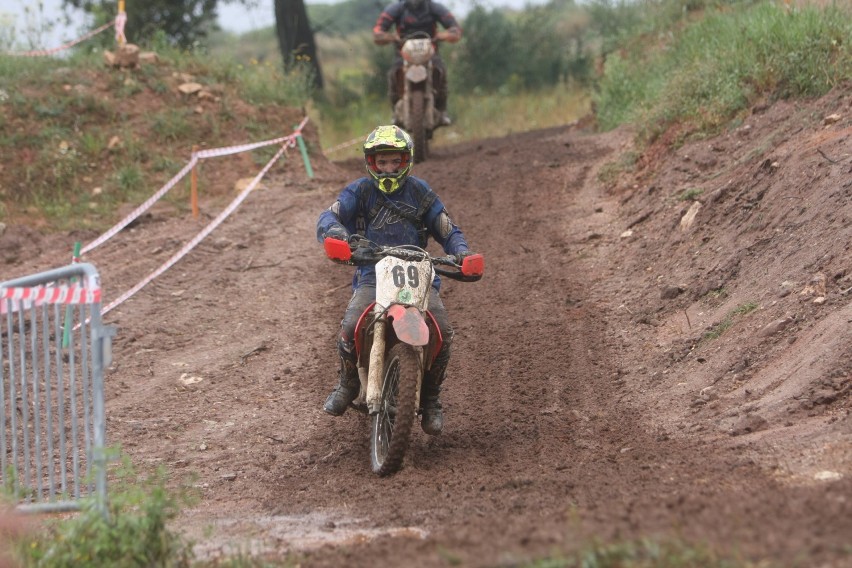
[409,89,429,162]
[370,344,420,475]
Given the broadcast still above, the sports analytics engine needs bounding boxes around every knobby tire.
[370,343,420,475]
[410,90,429,163]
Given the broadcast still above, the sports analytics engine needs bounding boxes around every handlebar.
[323,237,483,282]
[396,30,439,48]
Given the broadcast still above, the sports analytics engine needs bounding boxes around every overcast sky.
[1,0,539,47]
[218,0,539,33]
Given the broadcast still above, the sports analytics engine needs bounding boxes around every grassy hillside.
[2,0,849,228]
[594,1,852,145]
[0,47,311,229]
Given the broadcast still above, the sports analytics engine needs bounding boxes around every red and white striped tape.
[102,139,294,316]
[323,134,366,154]
[195,133,295,160]
[4,20,116,57]
[81,159,198,255]
[115,11,127,45]
[0,285,102,315]
[81,117,310,256]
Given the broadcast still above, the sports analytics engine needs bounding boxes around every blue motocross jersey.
[317,176,469,290]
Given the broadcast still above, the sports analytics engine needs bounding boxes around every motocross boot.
[420,361,447,435]
[323,358,360,416]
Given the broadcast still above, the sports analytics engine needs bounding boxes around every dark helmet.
[363,125,414,194]
[404,0,427,10]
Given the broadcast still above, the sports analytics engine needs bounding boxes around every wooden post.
[191,145,199,219]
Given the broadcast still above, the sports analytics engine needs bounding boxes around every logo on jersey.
[372,201,418,230]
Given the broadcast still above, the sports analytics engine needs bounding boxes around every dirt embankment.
[2,85,850,566]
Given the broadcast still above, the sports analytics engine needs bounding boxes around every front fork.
[365,316,386,413]
[394,64,435,129]
[361,313,425,414]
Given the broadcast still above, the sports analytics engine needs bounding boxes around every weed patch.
[702,302,759,342]
[526,537,757,567]
[13,459,196,567]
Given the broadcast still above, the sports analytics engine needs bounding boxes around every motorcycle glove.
[454,250,475,264]
[324,224,350,242]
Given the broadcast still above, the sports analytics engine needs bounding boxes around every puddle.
[187,511,429,560]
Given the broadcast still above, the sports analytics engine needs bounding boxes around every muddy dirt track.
[4,97,851,566]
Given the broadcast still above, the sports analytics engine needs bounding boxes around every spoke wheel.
[370,344,420,475]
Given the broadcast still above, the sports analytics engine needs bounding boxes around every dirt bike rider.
[317,125,477,436]
[373,0,462,126]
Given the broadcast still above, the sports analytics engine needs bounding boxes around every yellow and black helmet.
[363,125,414,194]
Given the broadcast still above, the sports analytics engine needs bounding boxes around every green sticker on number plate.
[397,289,413,303]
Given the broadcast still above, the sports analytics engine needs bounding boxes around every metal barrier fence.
[1,263,114,513]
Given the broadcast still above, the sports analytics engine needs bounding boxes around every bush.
[18,459,196,568]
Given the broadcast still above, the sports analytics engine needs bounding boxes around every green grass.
[598,151,640,185]
[732,302,759,317]
[702,301,759,341]
[115,165,144,193]
[13,459,196,567]
[4,456,309,567]
[525,538,761,567]
[594,1,852,142]
[150,109,194,143]
[0,45,313,227]
[679,187,704,201]
[315,83,591,159]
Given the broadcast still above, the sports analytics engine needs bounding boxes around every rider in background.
[316,125,477,436]
[373,0,462,126]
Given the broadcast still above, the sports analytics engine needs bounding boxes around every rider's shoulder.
[383,2,404,15]
[404,177,440,208]
[428,1,453,15]
[341,177,374,196]
[350,177,374,189]
[405,175,434,193]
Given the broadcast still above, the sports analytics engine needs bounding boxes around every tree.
[274,0,323,90]
[454,6,515,92]
[307,0,385,36]
[63,0,221,49]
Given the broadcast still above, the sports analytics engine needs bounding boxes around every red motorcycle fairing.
[354,303,443,368]
[353,302,377,363]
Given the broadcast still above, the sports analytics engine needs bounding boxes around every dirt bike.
[393,31,445,163]
[324,236,483,475]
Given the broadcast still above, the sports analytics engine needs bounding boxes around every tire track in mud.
[291,128,852,567]
[286,129,658,565]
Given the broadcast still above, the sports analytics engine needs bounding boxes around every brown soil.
[2,84,851,567]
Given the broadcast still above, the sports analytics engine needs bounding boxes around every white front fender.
[405,65,428,84]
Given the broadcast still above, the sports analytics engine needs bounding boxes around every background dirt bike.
[392,32,445,163]
[324,237,484,475]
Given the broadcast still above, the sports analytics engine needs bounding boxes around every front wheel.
[409,89,429,162]
[370,344,421,475]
